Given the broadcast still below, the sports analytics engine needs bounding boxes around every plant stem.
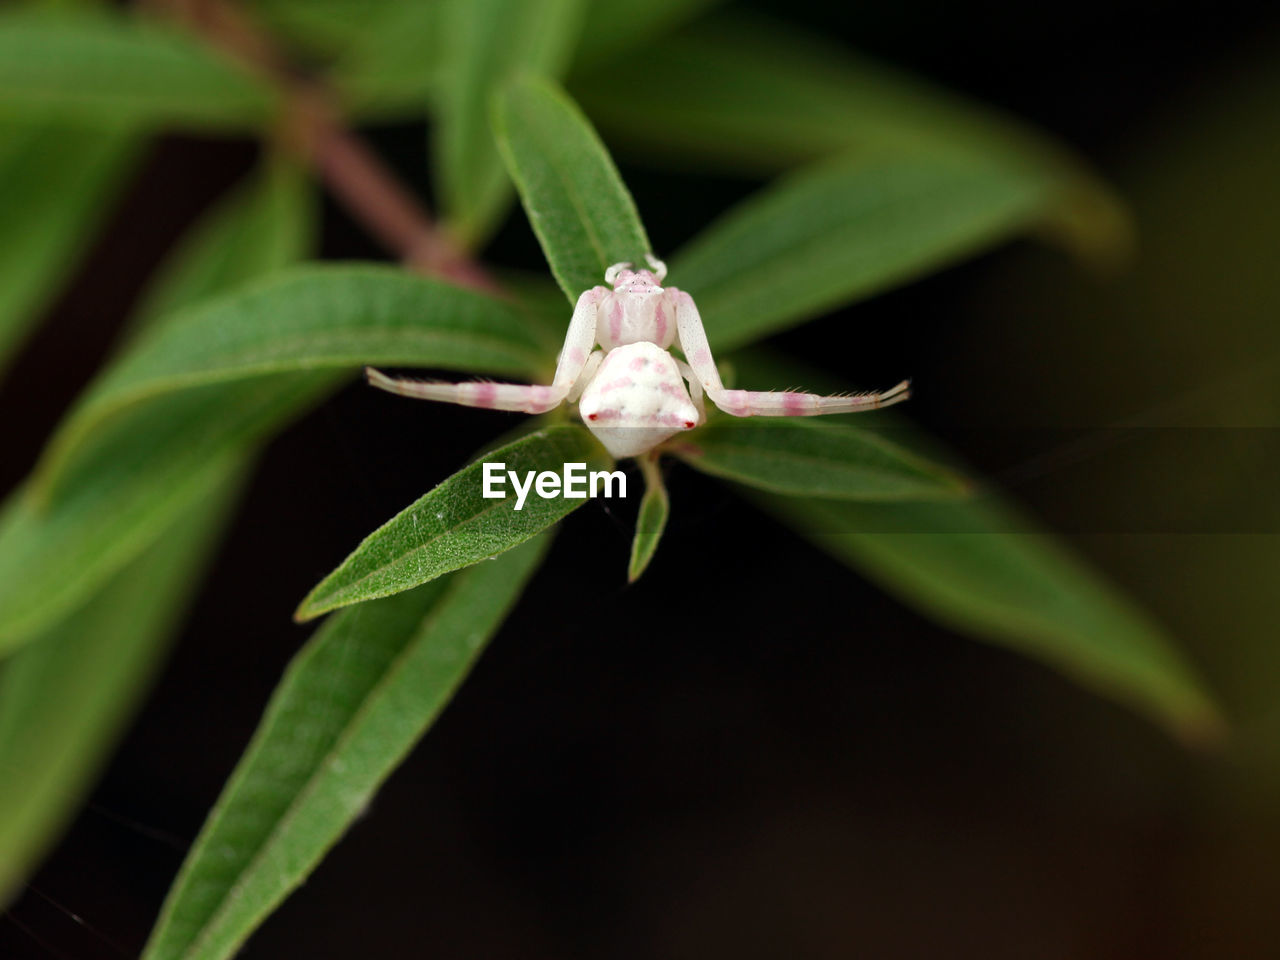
[152,0,498,292]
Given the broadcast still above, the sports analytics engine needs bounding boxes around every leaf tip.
[292,597,322,624]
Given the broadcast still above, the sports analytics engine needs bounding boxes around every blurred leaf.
[730,355,1222,743]
[759,492,1223,743]
[436,0,586,247]
[129,159,316,337]
[0,122,138,374]
[577,15,1032,170]
[0,377,332,658]
[0,7,277,131]
[671,153,1059,351]
[328,2,441,120]
[0,156,311,898]
[572,0,724,72]
[250,0,396,59]
[573,13,1128,263]
[36,266,547,499]
[678,419,968,501]
[142,535,549,960]
[297,425,610,620]
[494,77,650,303]
[0,165,319,654]
[0,462,243,907]
[628,455,668,582]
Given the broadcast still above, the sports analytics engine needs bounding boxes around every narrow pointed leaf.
[36,265,547,498]
[0,157,307,896]
[436,0,586,246]
[0,122,138,374]
[759,492,1223,743]
[574,14,1128,264]
[142,536,550,960]
[329,2,441,121]
[572,0,724,72]
[671,153,1059,351]
[0,464,243,907]
[251,0,392,58]
[577,15,1055,171]
[128,160,316,337]
[297,425,610,620]
[0,165,318,653]
[628,457,669,582]
[0,7,277,131]
[494,77,651,303]
[678,419,969,500]
[729,356,1222,743]
[0,379,331,654]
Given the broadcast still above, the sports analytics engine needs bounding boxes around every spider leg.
[671,287,910,418]
[713,380,911,417]
[674,358,707,424]
[366,286,607,415]
[567,350,604,403]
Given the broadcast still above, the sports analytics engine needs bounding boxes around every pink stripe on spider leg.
[691,350,712,366]
[782,391,811,415]
[529,385,557,409]
[471,382,498,407]
[720,389,751,417]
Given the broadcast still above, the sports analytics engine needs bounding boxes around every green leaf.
[758,492,1223,744]
[328,2,441,121]
[0,380,329,657]
[34,264,547,500]
[435,0,586,247]
[628,454,669,582]
[0,165,319,654]
[678,419,968,501]
[571,0,724,73]
[493,76,651,303]
[0,7,277,131]
[576,15,1037,171]
[573,13,1129,264]
[726,354,1221,743]
[143,535,549,960]
[671,153,1059,351]
[297,425,611,620]
[128,159,316,338]
[0,157,306,896]
[250,0,402,59]
[0,121,138,374]
[0,462,243,907]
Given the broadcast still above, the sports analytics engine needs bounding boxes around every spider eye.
[684,420,695,428]
[587,413,599,421]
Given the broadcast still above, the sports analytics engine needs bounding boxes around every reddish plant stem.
[156,0,499,292]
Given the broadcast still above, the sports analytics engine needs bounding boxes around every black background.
[3,1,1279,957]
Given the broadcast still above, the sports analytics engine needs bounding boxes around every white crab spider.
[366,255,911,459]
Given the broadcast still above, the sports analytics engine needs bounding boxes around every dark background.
[3,0,1280,957]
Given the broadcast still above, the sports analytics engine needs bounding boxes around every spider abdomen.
[578,342,698,458]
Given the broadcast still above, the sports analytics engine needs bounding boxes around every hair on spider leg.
[3,909,76,960]
[19,884,133,959]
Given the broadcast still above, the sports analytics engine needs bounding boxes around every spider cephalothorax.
[366,255,910,458]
